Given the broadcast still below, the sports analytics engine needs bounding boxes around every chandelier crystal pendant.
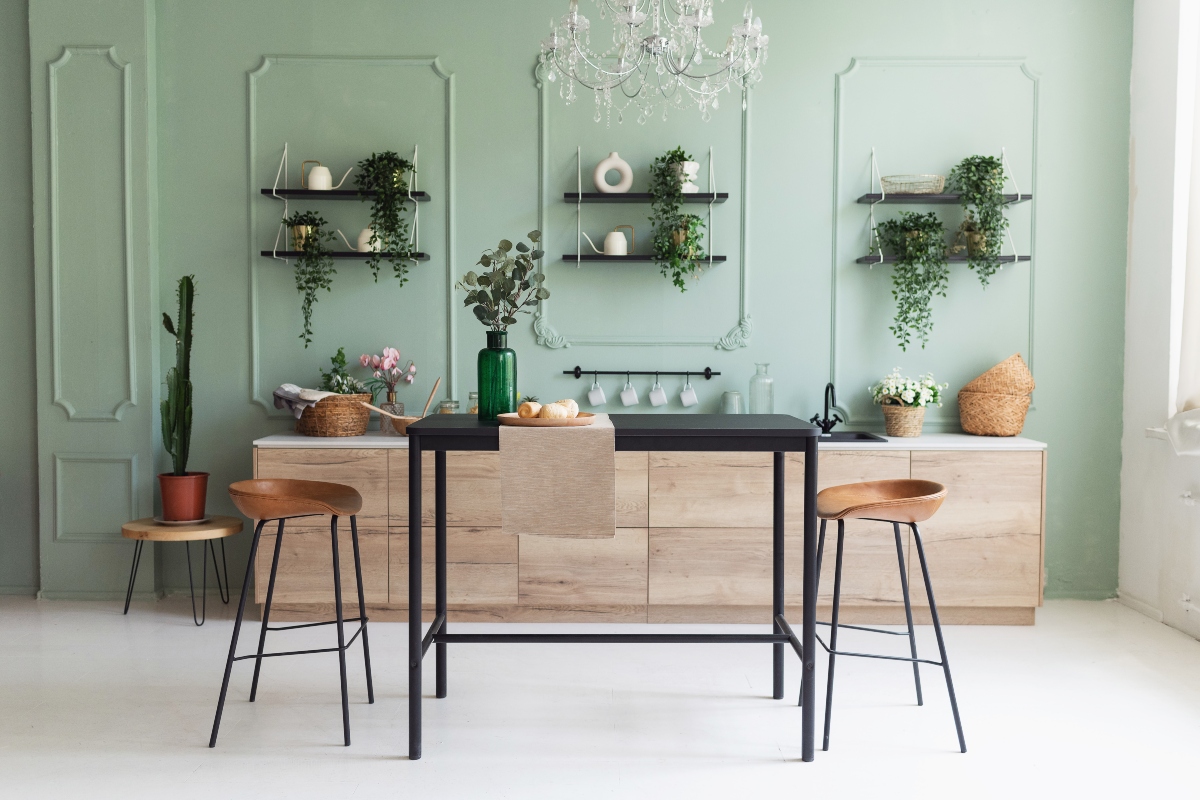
[539,0,768,124]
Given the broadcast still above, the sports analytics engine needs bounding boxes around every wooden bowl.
[497,412,596,427]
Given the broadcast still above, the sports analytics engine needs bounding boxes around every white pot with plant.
[870,369,947,437]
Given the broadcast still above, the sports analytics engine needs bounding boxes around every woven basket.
[958,391,1031,437]
[961,354,1035,396]
[295,393,372,437]
[880,174,945,195]
[881,404,926,437]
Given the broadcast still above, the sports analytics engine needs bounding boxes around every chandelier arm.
[561,29,647,80]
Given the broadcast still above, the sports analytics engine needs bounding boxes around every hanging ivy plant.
[355,151,417,286]
[874,211,949,351]
[947,154,1009,286]
[649,146,708,292]
[283,210,336,348]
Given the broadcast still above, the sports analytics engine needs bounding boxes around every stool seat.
[229,479,363,520]
[816,479,947,523]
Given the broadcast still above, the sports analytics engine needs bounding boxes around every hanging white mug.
[648,378,667,407]
[679,377,698,408]
[588,377,607,407]
[620,378,639,407]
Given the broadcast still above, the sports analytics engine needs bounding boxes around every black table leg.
[435,450,448,699]
[801,434,818,761]
[408,438,423,760]
[773,452,785,700]
[123,539,143,615]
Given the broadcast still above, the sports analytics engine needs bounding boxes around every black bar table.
[406,414,820,761]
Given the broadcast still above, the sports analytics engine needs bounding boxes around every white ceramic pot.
[671,161,701,193]
[593,152,633,193]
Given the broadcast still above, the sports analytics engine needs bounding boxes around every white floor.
[2,598,1199,798]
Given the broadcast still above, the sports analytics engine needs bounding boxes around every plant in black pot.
[159,275,207,521]
[456,231,548,421]
[283,209,336,347]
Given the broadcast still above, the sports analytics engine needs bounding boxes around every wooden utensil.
[360,401,419,434]
[422,377,442,417]
[497,412,596,427]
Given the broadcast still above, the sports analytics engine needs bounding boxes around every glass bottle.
[379,390,405,436]
[467,391,479,414]
[477,330,517,421]
[748,363,773,414]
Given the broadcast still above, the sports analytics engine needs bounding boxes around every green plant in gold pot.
[948,154,1009,286]
[873,211,949,351]
[456,231,549,421]
[283,210,336,348]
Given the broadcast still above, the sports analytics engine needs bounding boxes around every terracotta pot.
[159,472,209,521]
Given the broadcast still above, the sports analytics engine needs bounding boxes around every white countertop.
[254,430,1045,451]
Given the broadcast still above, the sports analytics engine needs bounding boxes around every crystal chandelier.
[539,0,768,124]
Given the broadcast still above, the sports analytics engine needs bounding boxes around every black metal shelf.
[261,188,431,202]
[262,250,430,261]
[856,192,1031,205]
[564,192,728,204]
[857,253,1030,264]
[562,254,727,263]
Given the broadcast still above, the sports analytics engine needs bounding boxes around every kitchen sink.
[818,430,887,442]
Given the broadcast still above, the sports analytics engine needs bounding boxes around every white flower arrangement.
[870,368,948,408]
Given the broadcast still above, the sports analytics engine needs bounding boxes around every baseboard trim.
[0,585,38,596]
[37,589,162,602]
[1043,588,1117,601]
[1117,591,1164,622]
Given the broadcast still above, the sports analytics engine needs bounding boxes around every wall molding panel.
[52,453,138,543]
[47,46,137,421]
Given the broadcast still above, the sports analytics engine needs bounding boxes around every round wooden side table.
[121,515,243,626]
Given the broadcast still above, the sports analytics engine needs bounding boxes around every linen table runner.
[499,413,615,539]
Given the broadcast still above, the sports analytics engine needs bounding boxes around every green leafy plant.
[319,347,368,394]
[456,231,549,331]
[355,151,417,285]
[284,210,336,348]
[649,146,708,291]
[947,155,1009,286]
[874,212,949,351]
[161,275,195,476]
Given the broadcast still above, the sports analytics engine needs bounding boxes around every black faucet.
[810,382,844,434]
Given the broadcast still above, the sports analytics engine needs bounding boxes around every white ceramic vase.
[593,152,633,193]
[671,161,701,193]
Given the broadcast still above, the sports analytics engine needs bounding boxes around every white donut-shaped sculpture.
[593,152,633,194]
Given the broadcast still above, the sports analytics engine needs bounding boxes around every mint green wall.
[12,0,1131,600]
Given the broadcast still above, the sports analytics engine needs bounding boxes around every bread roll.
[554,399,580,418]
[539,402,570,419]
[517,401,542,418]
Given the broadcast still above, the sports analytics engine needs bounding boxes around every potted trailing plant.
[870,368,947,437]
[355,151,417,286]
[873,211,949,351]
[295,347,373,437]
[947,154,1009,286]
[455,231,549,421]
[649,146,708,291]
[283,210,336,348]
[159,275,207,521]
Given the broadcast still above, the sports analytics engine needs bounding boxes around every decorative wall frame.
[52,453,138,542]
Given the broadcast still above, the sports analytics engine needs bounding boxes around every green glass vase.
[477,330,516,422]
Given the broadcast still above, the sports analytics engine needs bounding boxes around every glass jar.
[748,363,773,414]
[379,391,405,436]
[438,399,460,415]
[467,391,479,415]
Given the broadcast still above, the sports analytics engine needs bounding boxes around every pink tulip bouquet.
[359,347,416,401]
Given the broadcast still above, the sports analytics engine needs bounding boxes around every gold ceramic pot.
[291,225,313,251]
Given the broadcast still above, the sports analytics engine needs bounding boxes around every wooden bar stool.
[803,479,966,753]
[209,479,374,748]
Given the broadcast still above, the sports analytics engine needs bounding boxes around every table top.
[405,413,818,452]
[121,515,243,542]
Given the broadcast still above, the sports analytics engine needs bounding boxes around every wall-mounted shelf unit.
[564,192,727,204]
[857,253,1030,264]
[562,254,727,263]
[261,188,431,202]
[856,192,1032,205]
[262,250,430,261]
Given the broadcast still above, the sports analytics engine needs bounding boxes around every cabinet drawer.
[388,526,517,606]
[255,449,388,530]
[253,525,387,605]
[649,527,771,606]
[649,452,773,528]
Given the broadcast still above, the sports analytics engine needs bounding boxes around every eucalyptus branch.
[457,231,550,331]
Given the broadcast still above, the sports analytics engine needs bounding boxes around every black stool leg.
[349,515,374,703]
[893,522,923,706]
[211,519,267,747]
[799,518,827,708]
[123,540,144,615]
[822,519,845,751]
[250,520,285,702]
[911,523,966,753]
[330,515,351,746]
[185,540,208,626]
[211,537,230,604]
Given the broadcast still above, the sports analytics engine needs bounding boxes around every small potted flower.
[360,347,416,435]
[870,368,947,437]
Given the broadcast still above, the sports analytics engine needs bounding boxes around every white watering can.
[302,160,354,191]
[337,227,383,252]
[581,225,634,257]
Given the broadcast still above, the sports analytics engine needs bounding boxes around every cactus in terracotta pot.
[159,275,208,520]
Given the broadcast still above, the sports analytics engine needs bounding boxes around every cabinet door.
[784,451,912,608]
[253,525,388,605]
[256,448,388,530]
[615,452,649,527]
[908,451,1043,607]
[648,452,773,528]
[519,527,648,611]
[388,526,518,606]
[649,527,772,611]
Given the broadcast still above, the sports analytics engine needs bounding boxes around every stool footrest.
[816,620,910,636]
[233,623,366,661]
[815,632,943,667]
[267,616,367,632]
